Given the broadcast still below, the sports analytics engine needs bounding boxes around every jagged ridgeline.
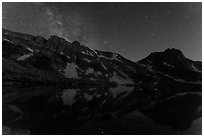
[2,28,148,86]
[2,28,201,87]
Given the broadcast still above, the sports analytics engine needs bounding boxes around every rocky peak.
[46,35,71,53]
[164,48,185,59]
[138,48,191,70]
[70,41,97,57]
[162,48,188,68]
[70,41,84,53]
[45,36,90,55]
[34,35,47,46]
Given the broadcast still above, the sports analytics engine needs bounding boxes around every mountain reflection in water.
[2,86,202,135]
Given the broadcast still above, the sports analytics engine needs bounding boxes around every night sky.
[2,2,202,61]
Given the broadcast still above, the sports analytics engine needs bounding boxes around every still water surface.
[2,86,202,134]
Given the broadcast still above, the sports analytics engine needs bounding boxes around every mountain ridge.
[2,28,202,87]
[3,28,202,63]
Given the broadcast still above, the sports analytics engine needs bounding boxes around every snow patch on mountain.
[146,65,154,72]
[85,50,94,56]
[83,58,91,63]
[163,62,170,67]
[64,62,78,78]
[76,66,85,73]
[17,53,33,61]
[146,59,152,64]
[192,65,201,73]
[101,62,108,71]
[97,53,121,62]
[163,62,174,68]
[139,64,155,72]
[111,54,122,62]
[27,47,33,53]
[97,71,102,75]
[3,38,13,43]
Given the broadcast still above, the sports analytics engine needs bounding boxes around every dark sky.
[2,2,202,61]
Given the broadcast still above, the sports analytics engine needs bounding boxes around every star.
[57,20,62,25]
[88,17,92,21]
[179,27,183,31]
[104,40,108,45]
[114,31,119,36]
[184,15,189,19]
[152,21,156,25]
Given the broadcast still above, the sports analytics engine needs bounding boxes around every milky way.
[2,2,202,61]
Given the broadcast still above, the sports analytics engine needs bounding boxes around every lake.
[2,85,202,135]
